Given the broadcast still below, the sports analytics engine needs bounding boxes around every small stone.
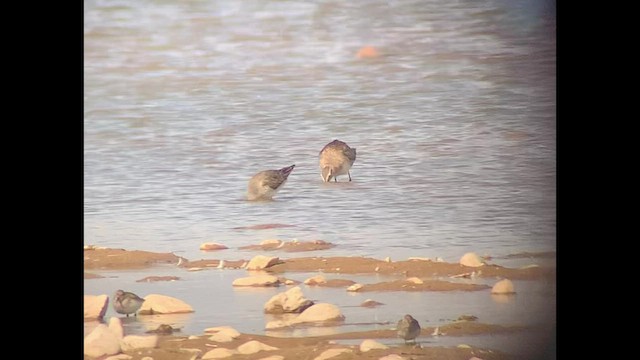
[83,324,121,357]
[120,335,159,351]
[108,317,124,340]
[491,279,515,294]
[204,326,241,339]
[457,344,472,349]
[236,340,279,354]
[460,253,484,267]
[260,239,283,246]
[360,299,384,307]
[347,283,363,292]
[313,348,352,360]
[257,356,285,360]
[408,257,431,261]
[406,277,424,284]
[304,275,327,285]
[200,242,229,251]
[202,348,237,359]
[188,335,200,340]
[187,267,206,272]
[138,294,194,315]
[375,266,380,271]
[84,294,109,320]
[285,279,295,285]
[359,339,388,352]
[379,355,405,360]
[141,357,154,360]
[232,275,280,287]
[246,255,280,270]
[105,355,133,360]
[384,257,391,262]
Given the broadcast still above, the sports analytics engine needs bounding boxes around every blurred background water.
[84,0,555,357]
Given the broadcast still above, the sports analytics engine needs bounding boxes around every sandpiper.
[397,314,421,344]
[247,164,295,201]
[113,289,145,317]
[319,140,356,182]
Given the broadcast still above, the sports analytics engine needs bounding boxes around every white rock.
[208,333,235,342]
[457,344,472,349]
[291,303,345,324]
[139,294,194,314]
[236,340,279,355]
[232,275,280,287]
[379,355,405,360]
[188,335,200,340]
[120,335,158,351]
[285,279,295,285]
[246,255,280,270]
[200,242,228,250]
[265,320,289,330]
[260,239,283,246]
[264,286,314,313]
[141,357,154,360]
[83,324,121,358]
[304,275,327,285]
[408,257,431,261]
[84,294,109,320]
[105,355,132,360]
[346,284,363,292]
[204,326,241,339]
[459,253,485,267]
[405,277,424,284]
[202,348,237,359]
[360,339,388,352]
[257,356,284,360]
[384,257,391,262]
[108,317,124,340]
[187,267,205,272]
[491,279,515,294]
[313,348,352,360]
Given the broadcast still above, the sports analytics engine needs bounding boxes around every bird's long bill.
[279,164,295,177]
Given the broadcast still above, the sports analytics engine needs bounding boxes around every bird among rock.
[397,314,421,344]
[113,290,145,317]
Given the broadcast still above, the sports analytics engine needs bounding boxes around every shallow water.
[84,0,555,357]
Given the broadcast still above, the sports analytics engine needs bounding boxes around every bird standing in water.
[113,290,145,317]
[319,140,356,182]
[247,164,295,201]
[397,314,421,344]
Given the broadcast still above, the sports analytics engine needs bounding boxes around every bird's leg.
[126,314,129,318]
[348,171,352,181]
[334,177,337,182]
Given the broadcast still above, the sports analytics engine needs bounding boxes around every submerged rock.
[491,279,515,294]
[264,286,314,314]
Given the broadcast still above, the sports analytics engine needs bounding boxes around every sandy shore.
[84,246,555,359]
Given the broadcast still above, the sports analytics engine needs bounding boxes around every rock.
[406,277,424,284]
[260,239,283,246]
[138,294,194,315]
[264,286,314,314]
[180,348,203,360]
[291,303,345,325]
[457,344,472,349]
[384,257,391,262]
[136,276,181,283]
[108,317,124,340]
[84,294,109,320]
[83,324,121,358]
[360,339,388,352]
[236,340,279,354]
[313,348,352,360]
[200,242,228,251]
[460,253,485,267]
[347,284,363,292]
[257,356,284,360]
[232,275,281,287]
[360,299,384,307]
[204,326,241,341]
[202,348,237,359]
[408,257,431,261]
[265,320,289,330]
[188,335,200,340]
[491,279,515,294]
[105,355,132,360]
[246,255,280,270]
[304,275,327,285]
[285,279,295,285]
[120,335,158,351]
[379,355,405,360]
[141,357,154,360]
[457,315,478,322]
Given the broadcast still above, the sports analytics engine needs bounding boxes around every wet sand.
[84,247,555,359]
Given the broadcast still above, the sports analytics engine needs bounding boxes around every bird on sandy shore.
[113,290,145,317]
[319,140,356,182]
[397,314,421,344]
[247,164,295,201]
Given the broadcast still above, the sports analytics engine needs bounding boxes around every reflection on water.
[85,0,555,357]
